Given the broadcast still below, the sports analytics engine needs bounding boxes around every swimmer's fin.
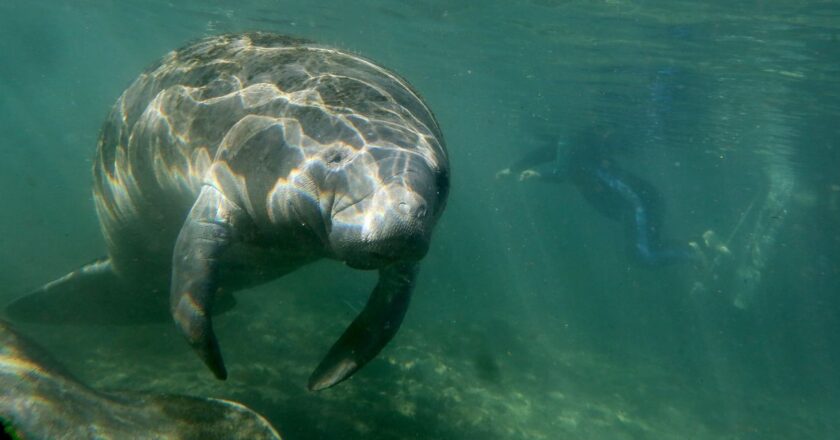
[308,261,418,391]
[4,257,235,325]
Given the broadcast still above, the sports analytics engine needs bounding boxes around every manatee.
[6,32,449,390]
[0,320,281,439]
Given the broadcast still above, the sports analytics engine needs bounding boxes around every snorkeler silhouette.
[497,126,699,266]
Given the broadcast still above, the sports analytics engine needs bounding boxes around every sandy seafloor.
[2,0,840,438]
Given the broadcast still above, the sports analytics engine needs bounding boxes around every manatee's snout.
[368,181,431,257]
[330,166,441,269]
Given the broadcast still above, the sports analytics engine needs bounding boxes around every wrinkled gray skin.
[0,320,282,439]
[9,32,449,391]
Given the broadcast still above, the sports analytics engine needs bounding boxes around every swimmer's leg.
[632,208,700,266]
[624,182,700,266]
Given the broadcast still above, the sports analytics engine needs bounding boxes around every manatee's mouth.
[341,233,429,269]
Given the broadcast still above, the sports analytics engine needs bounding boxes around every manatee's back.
[0,320,282,439]
[91,32,445,267]
[0,320,134,437]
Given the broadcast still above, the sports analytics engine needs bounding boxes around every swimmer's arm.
[496,144,559,180]
[509,144,558,174]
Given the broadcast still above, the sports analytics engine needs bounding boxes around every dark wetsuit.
[510,138,697,266]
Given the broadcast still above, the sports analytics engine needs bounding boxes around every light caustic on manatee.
[6,32,450,391]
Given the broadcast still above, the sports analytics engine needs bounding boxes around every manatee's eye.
[327,152,345,164]
[324,148,354,168]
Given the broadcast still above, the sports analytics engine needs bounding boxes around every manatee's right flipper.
[308,262,419,391]
[3,258,169,325]
[170,185,246,381]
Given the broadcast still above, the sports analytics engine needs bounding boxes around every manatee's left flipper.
[170,185,246,381]
[308,262,419,391]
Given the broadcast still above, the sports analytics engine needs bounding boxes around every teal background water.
[1,0,839,438]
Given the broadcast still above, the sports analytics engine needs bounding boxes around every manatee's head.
[324,144,448,269]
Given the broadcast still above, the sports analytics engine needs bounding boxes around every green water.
[1,0,839,438]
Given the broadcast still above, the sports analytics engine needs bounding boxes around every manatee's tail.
[5,258,237,325]
[4,258,169,325]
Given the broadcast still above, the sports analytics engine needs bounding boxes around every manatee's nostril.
[397,200,427,219]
